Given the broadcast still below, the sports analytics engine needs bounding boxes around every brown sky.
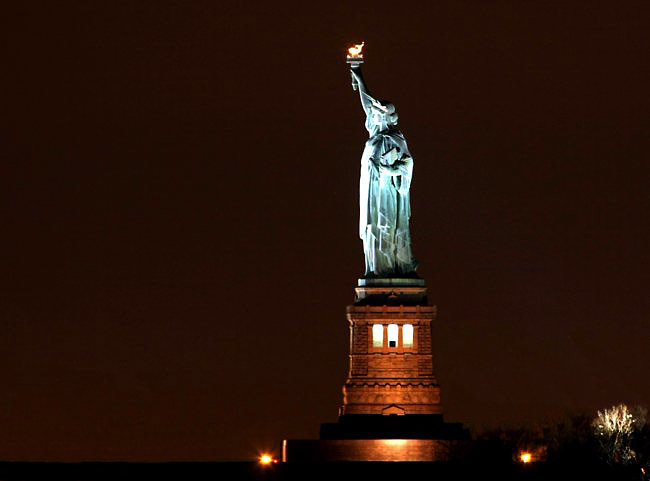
[2,0,649,461]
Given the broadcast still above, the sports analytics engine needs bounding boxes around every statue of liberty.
[350,66,418,278]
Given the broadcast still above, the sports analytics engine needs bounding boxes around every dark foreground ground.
[0,462,640,481]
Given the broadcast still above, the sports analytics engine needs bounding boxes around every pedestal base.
[282,438,471,462]
[283,415,469,462]
[320,414,467,439]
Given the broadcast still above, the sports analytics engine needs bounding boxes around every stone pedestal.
[283,279,469,462]
[283,439,470,462]
[341,280,441,416]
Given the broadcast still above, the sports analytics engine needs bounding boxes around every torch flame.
[348,42,365,58]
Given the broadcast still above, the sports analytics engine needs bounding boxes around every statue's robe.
[360,115,418,277]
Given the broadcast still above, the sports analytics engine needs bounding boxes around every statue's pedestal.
[341,287,440,416]
[283,438,470,462]
[283,279,469,462]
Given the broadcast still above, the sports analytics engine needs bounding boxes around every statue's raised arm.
[350,67,374,116]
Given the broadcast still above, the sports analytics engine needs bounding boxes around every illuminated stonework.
[284,439,459,462]
[282,278,469,461]
[339,283,442,416]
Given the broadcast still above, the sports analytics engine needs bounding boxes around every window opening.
[372,324,383,348]
[403,324,413,348]
[387,324,398,348]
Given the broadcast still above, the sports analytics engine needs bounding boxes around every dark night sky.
[2,1,649,461]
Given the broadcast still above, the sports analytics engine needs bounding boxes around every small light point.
[259,454,274,465]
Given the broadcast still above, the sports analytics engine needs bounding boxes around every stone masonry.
[340,283,443,416]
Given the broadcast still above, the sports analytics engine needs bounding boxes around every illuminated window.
[372,324,383,348]
[387,324,398,347]
[402,324,413,348]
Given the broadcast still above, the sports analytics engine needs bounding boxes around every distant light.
[519,452,532,463]
[259,454,273,465]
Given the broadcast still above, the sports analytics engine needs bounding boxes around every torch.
[346,42,365,90]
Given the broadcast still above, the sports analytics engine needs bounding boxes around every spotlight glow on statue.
[347,45,418,278]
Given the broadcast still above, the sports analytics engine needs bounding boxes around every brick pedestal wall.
[340,286,442,416]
